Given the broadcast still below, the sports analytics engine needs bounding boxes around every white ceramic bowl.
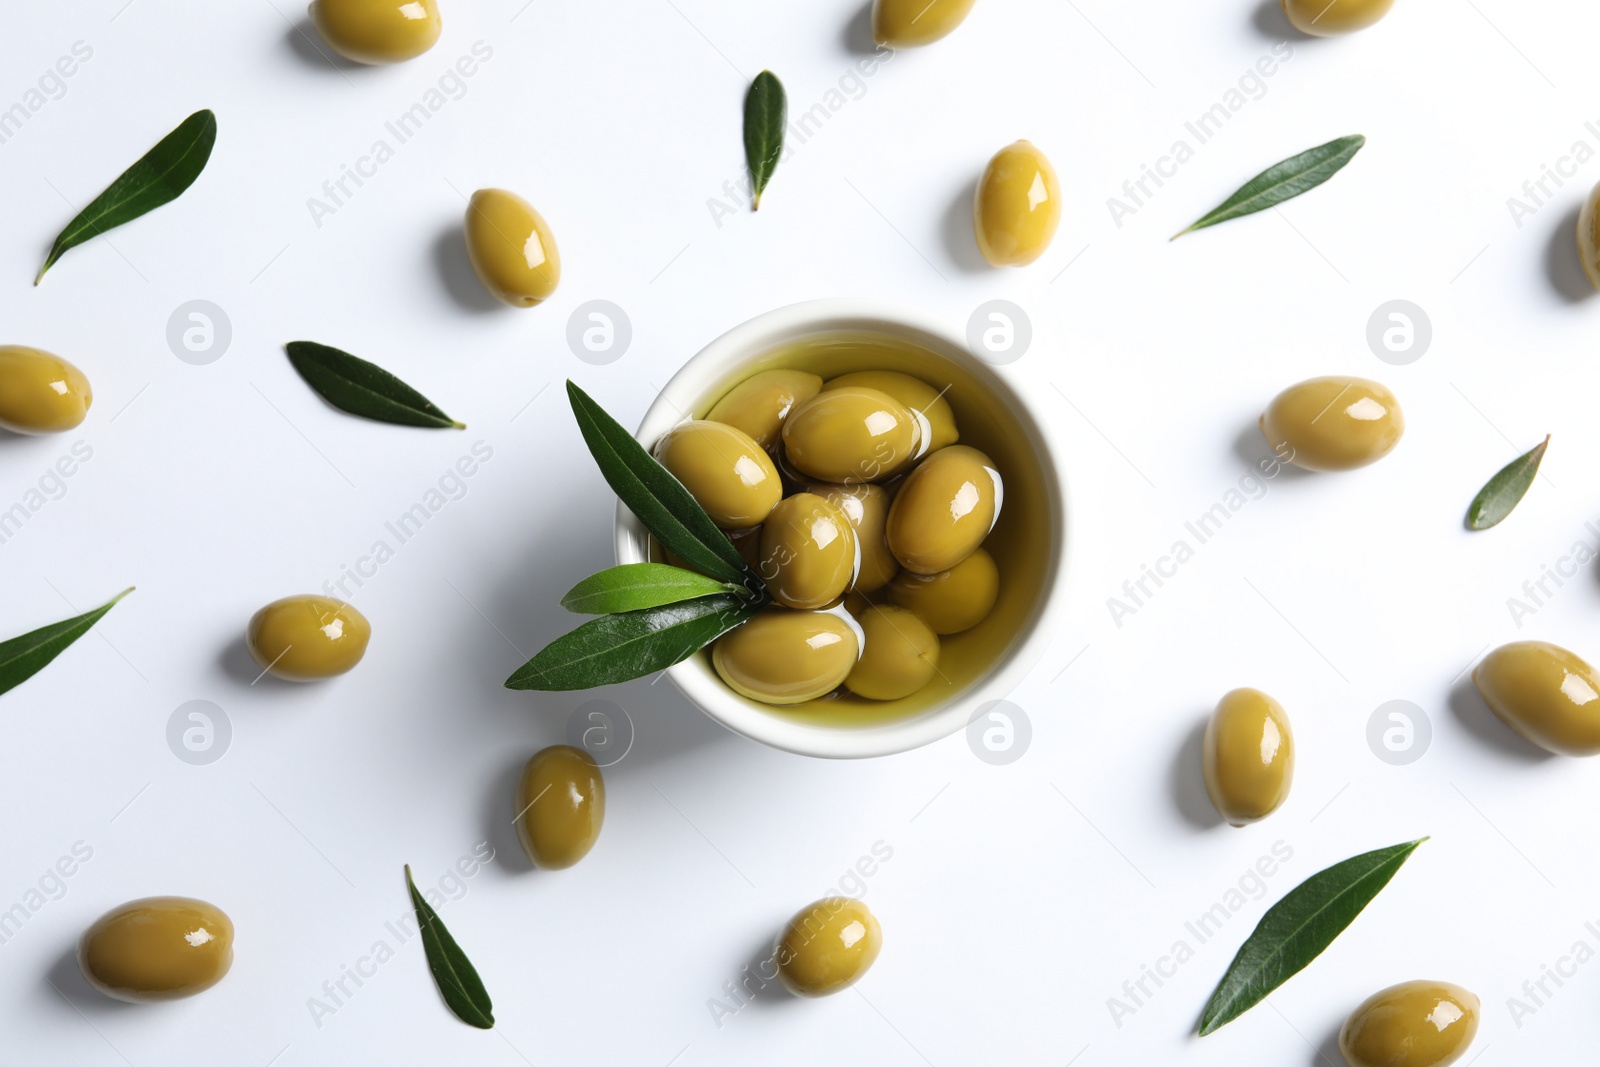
[614,299,1067,758]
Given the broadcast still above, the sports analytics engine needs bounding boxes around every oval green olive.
[758,494,858,610]
[246,595,371,681]
[775,896,882,997]
[1281,0,1393,36]
[653,420,782,530]
[1340,981,1480,1067]
[79,896,233,1002]
[885,547,999,634]
[781,386,923,484]
[308,0,442,64]
[871,0,975,47]
[712,608,859,705]
[0,346,92,435]
[809,483,897,593]
[463,188,560,307]
[846,605,939,701]
[885,445,1001,575]
[706,369,823,449]
[514,745,604,869]
[974,140,1061,267]
[1473,640,1600,756]
[824,371,958,452]
[1260,375,1404,472]
[1579,180,1600,290]
[1202,688,1294,826]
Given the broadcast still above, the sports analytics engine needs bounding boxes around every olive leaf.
[36,110,217,284]
[561,563,735,615]
[405,865,493,1029]
[506,593,761,691]
[743,70,786,210]
[1467,435,1549,531]
[286,342,465,429]
[1173,135,1365,239]
[0,588,134,698]
[1198,837,1427,1035]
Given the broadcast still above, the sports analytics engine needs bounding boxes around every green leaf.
[565,380,762,591]
[1198,837,1427,1035]
[405,864,493,1029]
[285,341,464,429]
[561,563,733,615]
[36,110,217,284]
[1467,435,1549,531]
[0,588,134,698]
[743,70,786,210]
[1173,135,1365,239]
[506,593,760,691]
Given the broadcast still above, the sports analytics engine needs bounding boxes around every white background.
[2,0,1597,1064]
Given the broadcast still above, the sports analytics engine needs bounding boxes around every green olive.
[463,188,560,307]
[885,547,998,634]
[0,346,92,435]
[845,605,939,700]
[824,371,958,452]
[1340,981,1480,1067]
[246,595,371,681]
[781,386,924,484]
[1579,181,1600,290]
[777,897,882,996]
[974,140,1061,267]
[885,445,1001,575]
[514,745,604,869]
[1202,688,1294,826]
[871,0,975,46]
[758,494,858,610]
[1473,640,1600,756]
[1281,0,1393,36]
[1260,376,1404,472]
[712,608,859,705]
[706,369,823,449]
[308,0,442,64]
[809,483,897,593]
[653,420,782,530]
[79,897,233,1002]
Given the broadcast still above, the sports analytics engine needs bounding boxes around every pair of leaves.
[0,589,133,699]
[286,342,464,429]
[1198,838,1426,1035]
[1467,436,1549,531]
[405,865,493,1029]
[1174,135,1365,239]
[744,70,786,210]
[37,109,216,284]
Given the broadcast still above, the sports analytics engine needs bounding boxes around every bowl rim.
[612,298,1068,759]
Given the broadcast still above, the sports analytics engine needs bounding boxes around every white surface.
[0,1,1596,1064]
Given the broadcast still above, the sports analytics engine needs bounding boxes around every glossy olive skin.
[308,0,442,64]
[776,897,882,997]
[759,494,858,610]
[974,140,1061,267]
[1260,376,1404,472]
[247,595,370,681]
[885,547,998,634]
[707,369,823,449]
[782,386,923,484]
[824,371,958,452]
[1473,641,1600,756]
[1203,688,1294,826]
[653,421,782,530]
[0,346,92,435]
[463,189,560,307]
[846,605,940,700]
[514,745,604,869]
[1340,981,1480,1067]
[808,483,897,594]
[79,897,233,1002]
[712,608,859,705]
[885,445,1001,575]
[872,0,975,47]
[1579,180,1600,291]
[1281,0,1393,36]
